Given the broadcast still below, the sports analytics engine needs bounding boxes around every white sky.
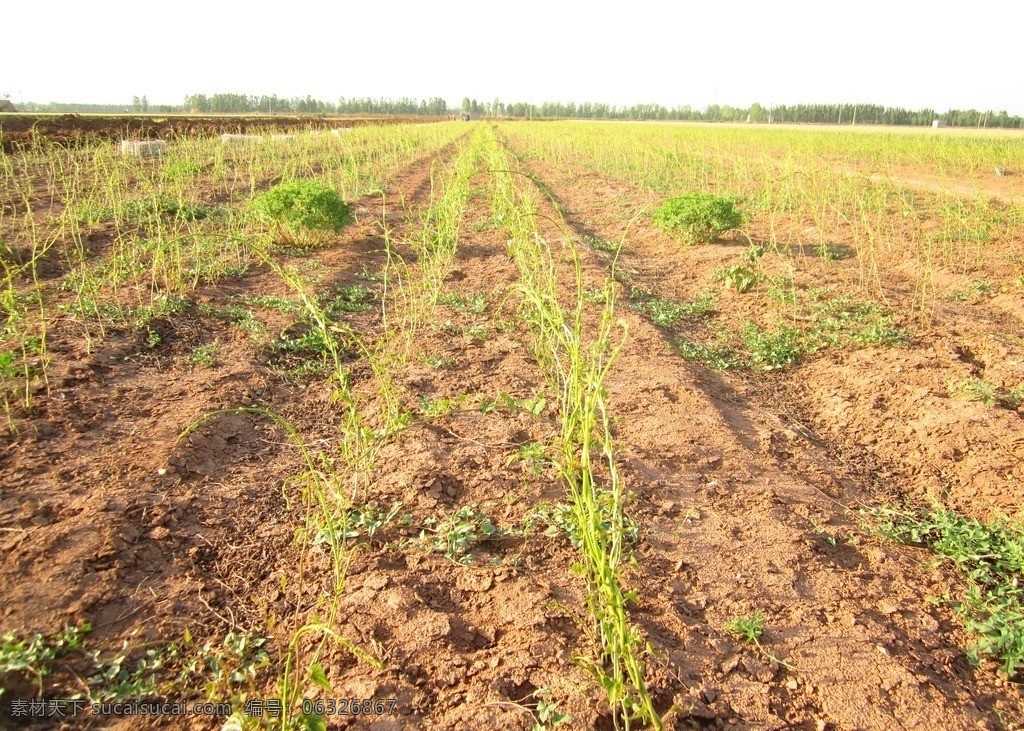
[6,0,1024,115]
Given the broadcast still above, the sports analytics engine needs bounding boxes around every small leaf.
[309,662,331,691]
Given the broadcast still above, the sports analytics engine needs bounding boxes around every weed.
[742,322,804,370]
[230,293,301,315]
[673,337,742,371]
[767,275,797,306]
[717,263,760,293]
[582,234,620,252]
[177,631,270,702]
[725,611,794,669]
[510,442,549,475]
[945,280,994,302]
[806,297,909,349]
[419,505,505,564]
[636,291,717,327]
[947,377,1021,409]
[186,342,219,368]
[339,501,404,539]
[438,291,489,314]
[653,192,743,244]
[724,611,765,645]
[250,179,353,245]
[949,377,998,406]
[354,268,384,283]
[418,395,462,418]
[817,242,849,260]
[421,352,456,369]
[199,303,267,339]
[478,390,546,416]
[0,624,90,697]
[160,159,203,184]
[529,501,638,549]
[532,690,572,730]
[868,507,1024,676]
[87,641,176,702]
[324,284,374,315]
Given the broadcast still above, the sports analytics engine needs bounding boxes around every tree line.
[12,94,1024,128]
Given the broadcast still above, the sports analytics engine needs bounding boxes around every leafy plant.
[478,390,546,416]
[725,611,794,669]
[342,502,404,539]
[636,291,717,327]
[653,192,743,244]
[867,507,1024,676]
[532,689,571,730]
[438,291,489,314]
[178,631,270,702]
[742,322,804,370]
[718,263,760,293]
[529,501,638,549]
[725,611,766,645]
[187,342,219,367]
[0,624,90,697]
[510,442,549,475]
[947,377,1020,409]
[419,505,505,564]
[250,180,353,245]
[581,234,620,252]
[421,352,456,369]
[806,296,909,349]
[817,242,849,260]
[418,395,462,418]
[673,337,742,371]
[324,284,374,315]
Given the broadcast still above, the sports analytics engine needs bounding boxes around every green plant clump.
[868,507,1024,677]
[653,192,743,244]
[251,180,354,245]
[743,322,804,370]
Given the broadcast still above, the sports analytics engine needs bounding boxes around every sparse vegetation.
[4,114,1024,730]
[869,507,1024,677]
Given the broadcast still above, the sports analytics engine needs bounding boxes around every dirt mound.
[0,114,444,153]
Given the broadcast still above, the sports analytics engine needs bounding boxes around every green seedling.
[946,377,1021,408]
[0,624,90,697]
[637,291,717,327]
[418,395,462,418]
[186,342,219,367]
[421,353,456,369]
[532,689,571,730]
[419,505,505,564]
[438,291,489,314]
[718,263,760,293]
[724,611,794,669]
[510,442,548,475]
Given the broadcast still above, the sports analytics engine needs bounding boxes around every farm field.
[1,118,1023,730]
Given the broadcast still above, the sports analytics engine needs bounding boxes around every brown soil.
[0,114,445,154]
[1,124,1023,730]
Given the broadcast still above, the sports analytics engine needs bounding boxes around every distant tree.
[461,97,471,112]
